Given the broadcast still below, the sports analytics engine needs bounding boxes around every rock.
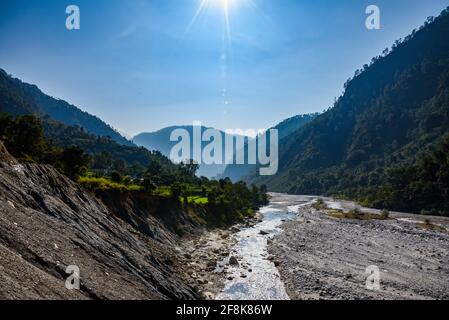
[259,230,270,235]
[206,260,216,268]
[184,253,192,260]
[203,292,215,300]
[274,260,281,267]
[229,256,239,266]
[240,273,247,278]
[0,142,17,164]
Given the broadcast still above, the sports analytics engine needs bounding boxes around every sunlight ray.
[184,0,208,36]
[245,0,275,27]
[223,1,233,54]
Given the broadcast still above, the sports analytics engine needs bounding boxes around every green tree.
[110,171,122,183]
[57,146,90,180]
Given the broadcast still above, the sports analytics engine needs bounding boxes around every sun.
[208,0,234,10]
[185,0,239,37]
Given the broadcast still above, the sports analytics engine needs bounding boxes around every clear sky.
[0,0,448,136]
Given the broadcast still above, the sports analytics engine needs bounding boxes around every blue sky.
[0,0,448,136]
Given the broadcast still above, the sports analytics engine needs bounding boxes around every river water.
[216,194,317,300]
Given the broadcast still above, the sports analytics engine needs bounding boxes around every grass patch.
[187,196,209,205]
[420,219,447,233]
[312,198,327,210]
[154,186,171,197]
[78,176,142,192]
[327,208,388,221]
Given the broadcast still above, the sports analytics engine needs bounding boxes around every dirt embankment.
[0,142,198,300]
[269,197,449,300]
[96,189,203,243]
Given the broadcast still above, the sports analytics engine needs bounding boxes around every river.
[216,194,317,300]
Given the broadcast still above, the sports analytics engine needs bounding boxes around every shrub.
[110,171,122,183]
[312,198,326,210]
[381,209,390,219]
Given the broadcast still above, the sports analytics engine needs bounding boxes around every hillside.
[42,118,180,178]
[0,141,197,299]
[0,69,132,146]
[251,7,449,215]
[221,113,319,181]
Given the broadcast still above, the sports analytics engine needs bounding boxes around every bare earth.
[268,194,449,300]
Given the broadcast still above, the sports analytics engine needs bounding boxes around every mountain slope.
[134,125,244,178]
[0,69,132,146]
[42,118,180,177]
[0,141,197,299]
[221,113,319,181]
[251,7,449,215]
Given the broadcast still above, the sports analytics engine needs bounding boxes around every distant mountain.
[0,69,132,146]
[134,126,245,178]
[250,7,449,215]
[220,113,319,181]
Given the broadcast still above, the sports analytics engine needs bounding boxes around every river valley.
[181,193,449,300]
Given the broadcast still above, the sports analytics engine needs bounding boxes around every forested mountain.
[251,7,449,215]
[42,118,180,178]
[0,71,204,183]
[0,69,132,146]
[221,113,319,181]
[134,126,245,178]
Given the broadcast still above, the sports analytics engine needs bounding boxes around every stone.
[229,256,239,266]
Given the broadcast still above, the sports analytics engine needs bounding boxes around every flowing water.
[216,194,317,300]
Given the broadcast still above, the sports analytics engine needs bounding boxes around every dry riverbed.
[176,193,449,300]
[269,196,449,300]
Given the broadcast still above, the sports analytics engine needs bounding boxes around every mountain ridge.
[0,68,133,146]
[249,7,449,215]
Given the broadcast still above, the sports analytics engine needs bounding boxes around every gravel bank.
[268,196,449,300]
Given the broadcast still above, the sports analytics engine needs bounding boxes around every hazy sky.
[0,0,448,136]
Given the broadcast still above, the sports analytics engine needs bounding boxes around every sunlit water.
[216,195,315,300]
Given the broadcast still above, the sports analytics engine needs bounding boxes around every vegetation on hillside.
[0,68,132,146]
[0,110,268,226]
[221,113,319,182]
[0,111,90,180]
[362,134,449,215]
[250,7,449,216]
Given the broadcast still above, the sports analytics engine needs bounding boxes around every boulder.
[229,256,239,266]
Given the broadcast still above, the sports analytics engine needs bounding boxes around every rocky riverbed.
[180,193,449,300]
[269,194,449,300]
[176,194,317,300]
